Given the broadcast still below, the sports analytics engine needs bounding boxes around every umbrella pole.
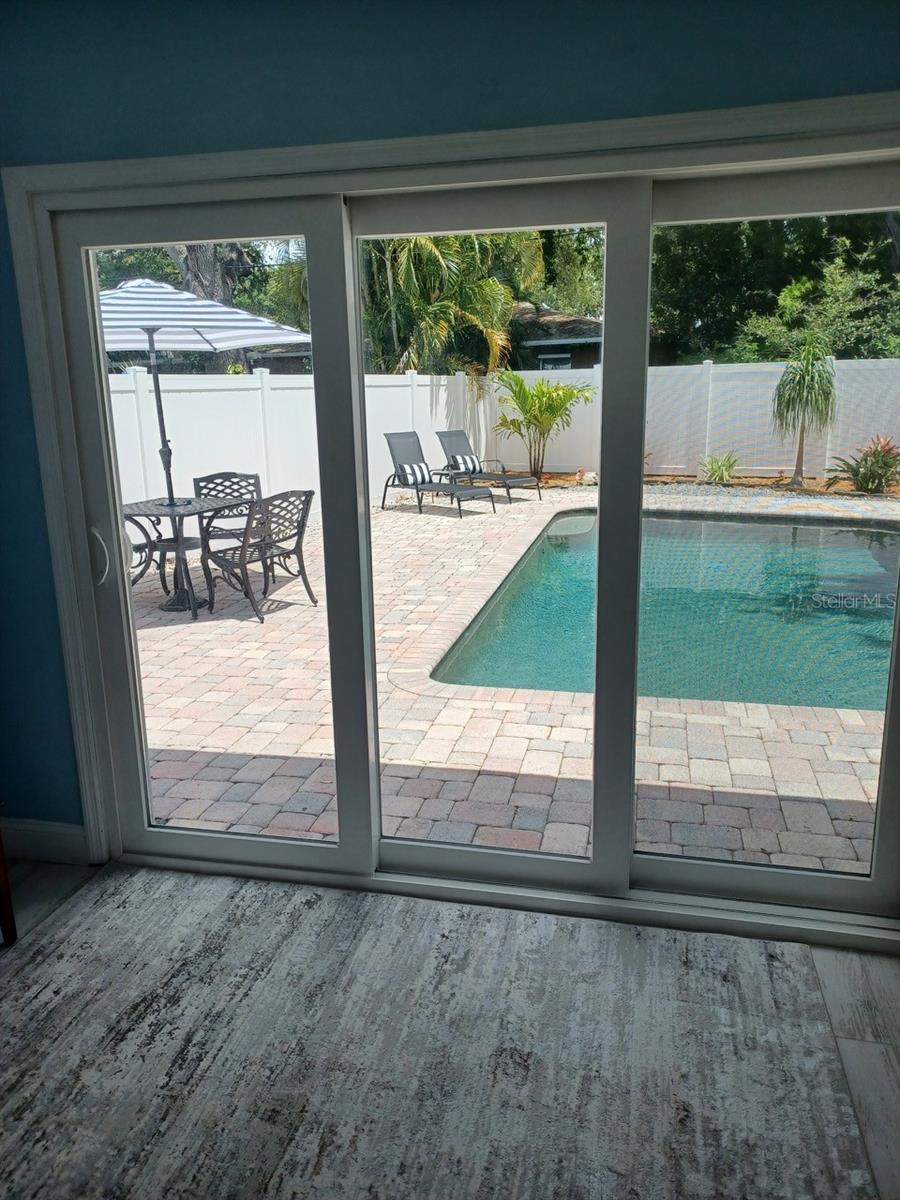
[145,329,176,505]
[143,328,204,615]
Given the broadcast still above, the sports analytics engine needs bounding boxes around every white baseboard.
[0,819,91,864]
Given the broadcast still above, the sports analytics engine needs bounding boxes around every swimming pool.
[432,511,900,710]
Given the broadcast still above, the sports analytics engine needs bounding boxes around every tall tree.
[649,214,899,363]
[727,239,900,361]
[165,243,260,370]
[531,227,604,316]
[95,246,182,291]
[359,233,543,374]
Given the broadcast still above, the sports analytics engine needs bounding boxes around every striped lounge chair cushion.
[451,453,483,473]
[399,462,433,485]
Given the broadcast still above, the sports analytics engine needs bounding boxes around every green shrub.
[827,435,900,494]
[700,451,740,485]
[493,370,593,477]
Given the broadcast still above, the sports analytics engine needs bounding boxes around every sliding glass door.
[41,161,900,919]
[349,179,652,892]
[51,195,378,873]
[631,170,900,914]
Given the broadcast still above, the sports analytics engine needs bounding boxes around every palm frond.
[772,332,837,436]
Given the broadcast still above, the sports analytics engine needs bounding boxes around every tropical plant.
[493,370,593,477]
[263,258,310,331]
[826,435,900,494]
[771,332,837,486]
[699,451,740,485]
[359,233,544,374]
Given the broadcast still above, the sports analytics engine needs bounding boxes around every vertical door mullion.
[869,582,900,911]
[591,179,653,893]
[304,196,380,875]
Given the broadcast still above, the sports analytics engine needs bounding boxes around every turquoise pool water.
[433,513,900,710]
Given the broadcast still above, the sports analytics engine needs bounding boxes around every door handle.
[91,526,110,586]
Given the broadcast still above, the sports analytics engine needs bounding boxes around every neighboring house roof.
[510,301,603,347]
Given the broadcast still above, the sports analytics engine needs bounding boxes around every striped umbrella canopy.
[98,277,310,351]
[99,278,310,508]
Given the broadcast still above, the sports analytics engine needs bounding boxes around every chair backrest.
[195,472,262,542]
[436,430,474,462]
[194,471,262,521]
[384,431,427,472]
[243,490,314,555]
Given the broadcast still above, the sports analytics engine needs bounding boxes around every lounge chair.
[436,430,541,503]
[382,432,496,517]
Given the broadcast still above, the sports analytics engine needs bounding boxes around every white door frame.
[4,91,900,946]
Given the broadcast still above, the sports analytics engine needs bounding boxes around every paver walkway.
[142,485,899,873]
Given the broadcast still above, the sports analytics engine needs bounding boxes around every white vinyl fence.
[109,359,900,505]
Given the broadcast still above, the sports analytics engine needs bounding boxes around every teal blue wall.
[2,0,898,827]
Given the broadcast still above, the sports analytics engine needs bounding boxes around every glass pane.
[634,211,900,874]
[358,226,605,856]
[91,237,338,841]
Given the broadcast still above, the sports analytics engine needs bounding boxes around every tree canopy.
[726,239,900,362]
[648,213,899,363]
[93,210,899,373]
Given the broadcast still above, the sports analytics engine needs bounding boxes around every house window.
[538,353,572,370]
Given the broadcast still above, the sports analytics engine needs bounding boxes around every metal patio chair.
[190,471,264,593]
[135,472,263,596]
[436,429,541,503]
[193,471,262,546]
[200,489,317,623]
[382,431,496,517]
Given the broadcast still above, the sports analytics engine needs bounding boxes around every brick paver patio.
[142,485,900,873]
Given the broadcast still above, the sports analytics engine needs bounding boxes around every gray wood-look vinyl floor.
[812,947,900,1200]
[3,858,96,941]
[0,864,897,1200]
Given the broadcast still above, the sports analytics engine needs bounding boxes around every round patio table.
[123,496,231,620]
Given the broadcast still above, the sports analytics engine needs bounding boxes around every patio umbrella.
[99,278,310,505]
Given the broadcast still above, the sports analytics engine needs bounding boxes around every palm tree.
[266,258,309,333]
[771,332,836,487]
[493,370,594,477]
[359,233,543,374]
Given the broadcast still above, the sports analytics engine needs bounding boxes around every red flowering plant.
[827,435,900,494]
